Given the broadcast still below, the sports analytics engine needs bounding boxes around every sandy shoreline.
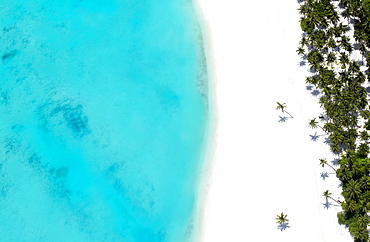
[196,0,354,241]
[191,0,217,240]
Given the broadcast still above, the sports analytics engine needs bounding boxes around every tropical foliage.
[323,190,341,204]
[298,0,370,241]
[276,212,289,225]
[320,158,337,172]
[276,102,293,118]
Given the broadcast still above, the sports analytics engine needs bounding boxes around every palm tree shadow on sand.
[306,84,320,96]
[310,132,326,142]
[331,158,340,166]
[320,172,329,180]
[320,172,336,180]
[311,89,320,96]
[306,85,313,91]
[324,137,331,145]
[277,222,290,231]
[278,115,290,123]
[323,200,340,210]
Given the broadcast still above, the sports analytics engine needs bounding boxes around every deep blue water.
[0,0,209,241]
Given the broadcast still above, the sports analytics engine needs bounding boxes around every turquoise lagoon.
[0,0,209,241]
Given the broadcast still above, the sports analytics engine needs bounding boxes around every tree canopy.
[298,0,370,241]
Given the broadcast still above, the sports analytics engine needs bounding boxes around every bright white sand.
[196,0,354,241]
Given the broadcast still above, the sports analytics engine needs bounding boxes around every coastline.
[191,0,218,240]
[195,0,354,241]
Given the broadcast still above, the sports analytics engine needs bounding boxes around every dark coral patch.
[55,166,69,178]
[2,50,17,61]
[37,100,91,138]
[62,104,90,138]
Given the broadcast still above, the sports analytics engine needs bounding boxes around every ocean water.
[0,0,209,241]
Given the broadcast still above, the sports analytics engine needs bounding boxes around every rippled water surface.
[0,0,209,241]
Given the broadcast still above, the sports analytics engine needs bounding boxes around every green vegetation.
[298,0,370,241]
[276,102,293,118]
[323,190,341,204]
[309,117,327,133]
[320,158,337,172]
[276,212,289,225]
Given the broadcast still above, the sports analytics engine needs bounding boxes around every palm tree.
[323,190,341,204]
[309,118,327,133]
[337,167,351,183]
[319,158,337,172]
[329,131,344,146]
[330,143,342,155]
[350,227,369,242]
[297,47,305,55]
[323,122,340,133]
[300,17,315,34]
[276,102,293,118]
[360,110,370,119]
[276,212,289,225]
[359,130,370,141]
[326,52,336,65]
[309,118,318,128]
[327,38,337,49]
[357,200,368,214]
[340,35,353,53]
[359,176,370,191]
[343,180,361,201]
[297,2,370,240]
[307,50,324,70]
[339,52,350,69]
[356,143,369,158]
[357,214,369,228]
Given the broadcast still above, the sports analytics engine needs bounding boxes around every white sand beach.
[197,0,354,241]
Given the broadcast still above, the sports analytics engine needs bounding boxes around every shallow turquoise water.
[0,1,209,241]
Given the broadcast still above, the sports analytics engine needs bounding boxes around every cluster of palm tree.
[298,0,370,241]
[336,151,370,241]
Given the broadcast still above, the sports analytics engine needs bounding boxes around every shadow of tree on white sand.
[278,115,289,123]
[306,85,315,91]
[323,200,340,210]
[320,172,329,180]
[311,89,320,96]
[320,171,336,180]
[277,222,290,231]
[309,132,326,141]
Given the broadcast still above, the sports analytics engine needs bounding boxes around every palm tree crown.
[309,118,318,129]
[276,212,289,225]
[319,158,336,172]
[276,102,293,118]
[276,102,286,112]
